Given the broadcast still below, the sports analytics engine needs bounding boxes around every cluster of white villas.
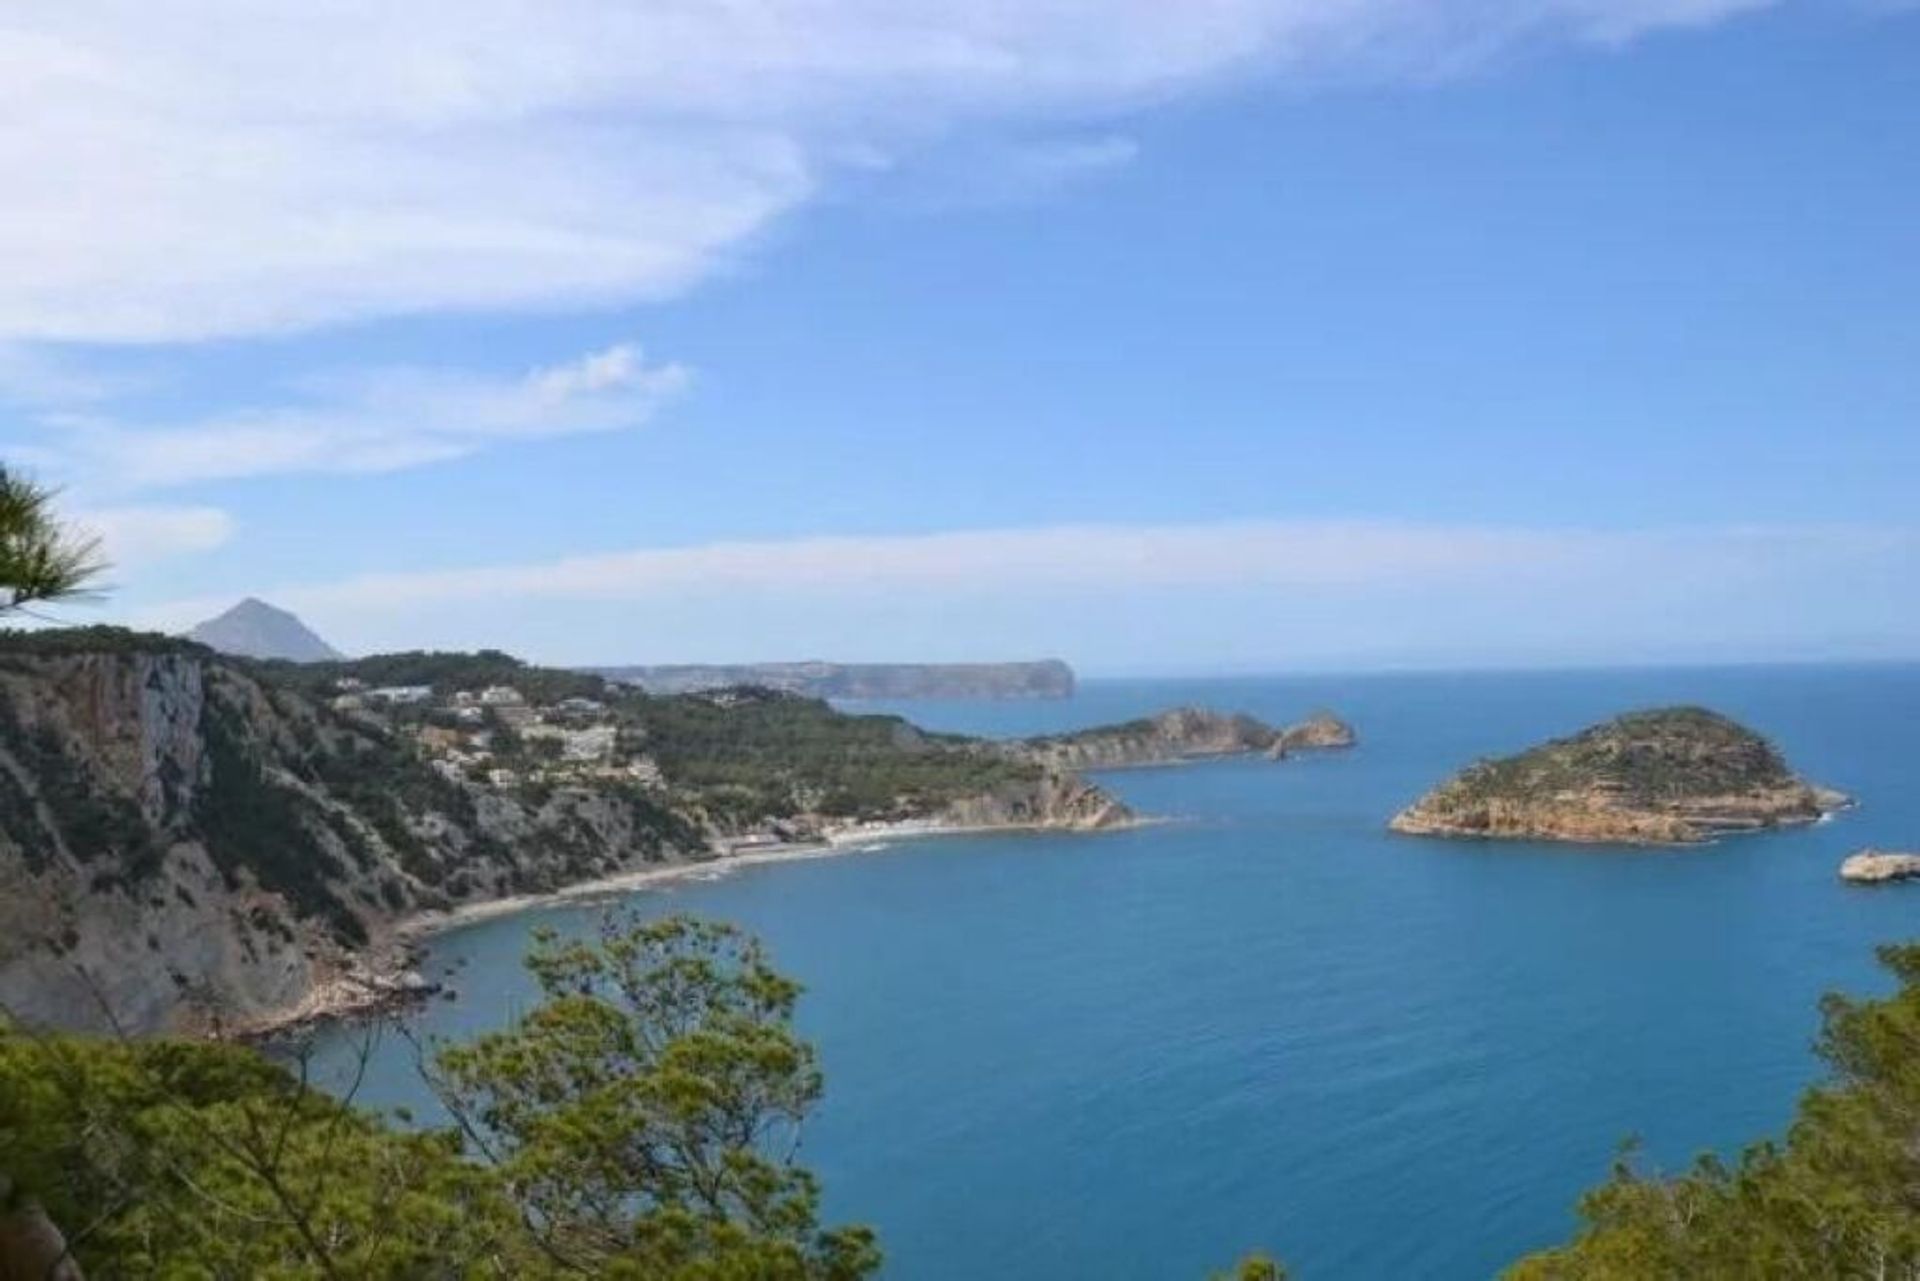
[325,679,659,791]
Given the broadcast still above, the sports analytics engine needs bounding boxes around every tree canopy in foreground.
[1509,943,1920,1278]
[12,913,1920,1278]
[0,467,104,618]
[0,913,877,1280]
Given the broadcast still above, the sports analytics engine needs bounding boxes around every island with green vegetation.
[1390,706,1847,845]
[1013,707,1356,771]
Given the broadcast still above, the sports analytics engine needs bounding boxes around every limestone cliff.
[1390,707,1847,846]
[0,637,700,1035]
[938,769,1132,831]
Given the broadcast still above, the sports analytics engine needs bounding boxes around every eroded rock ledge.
[1390,706,1847,846]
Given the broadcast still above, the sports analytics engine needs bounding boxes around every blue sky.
[2,1,1916,673]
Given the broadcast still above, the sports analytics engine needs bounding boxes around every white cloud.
[74,504,235,567]
[0,0,1775,343]
[42,342,689,490]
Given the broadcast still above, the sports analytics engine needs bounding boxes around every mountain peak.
[186,599,342,662]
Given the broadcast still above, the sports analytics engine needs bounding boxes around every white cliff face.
[0,651,312,1033]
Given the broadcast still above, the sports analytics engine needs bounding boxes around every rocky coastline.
[0,632,1131,1038]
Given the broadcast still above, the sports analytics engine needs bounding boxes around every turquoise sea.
[313,665,1920,1278]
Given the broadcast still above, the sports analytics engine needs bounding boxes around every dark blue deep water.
[313,665,1920,1278]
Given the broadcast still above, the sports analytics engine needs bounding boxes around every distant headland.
[1390,706,1847,845]
[593,659,1076,700]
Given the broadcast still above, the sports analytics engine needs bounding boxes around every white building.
[366,685,433,705]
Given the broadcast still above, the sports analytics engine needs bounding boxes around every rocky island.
[1010,707,1356,771]
[1839,850,1920,884]
[1269,711,1357,758]
[1390,706,1847,845]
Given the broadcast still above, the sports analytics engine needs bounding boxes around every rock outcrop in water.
[1268,712,1357,758]
[1839,850,1920,884]
[0,630,1125,1034]
[1390,706,1847,845]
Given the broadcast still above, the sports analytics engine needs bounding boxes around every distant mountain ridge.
[186,598,342,662]
[595,659,1075,700]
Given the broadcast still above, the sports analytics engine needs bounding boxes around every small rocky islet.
[1839,850,1920,884]
[1390,706,1848,846]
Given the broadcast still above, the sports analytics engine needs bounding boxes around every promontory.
[1390,706,1847,845]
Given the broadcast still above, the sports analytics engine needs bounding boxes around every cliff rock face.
[1012,707,1279,770]
[1268,712,1357,758]
[1390,707,1846,846]
[0,635,1127,1034]
[1839,851,1920,884]
[598,659,1075,700]
[940,769,1132,831]
[0,642,704,1035]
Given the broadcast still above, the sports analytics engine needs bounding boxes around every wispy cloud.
[0,0,1778,343]
[36,343,689,490]
[74,505,235,568]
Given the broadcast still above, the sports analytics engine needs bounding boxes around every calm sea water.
[311,665,1920,1279]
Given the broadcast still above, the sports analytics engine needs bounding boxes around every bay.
[311,663,1920,1278]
